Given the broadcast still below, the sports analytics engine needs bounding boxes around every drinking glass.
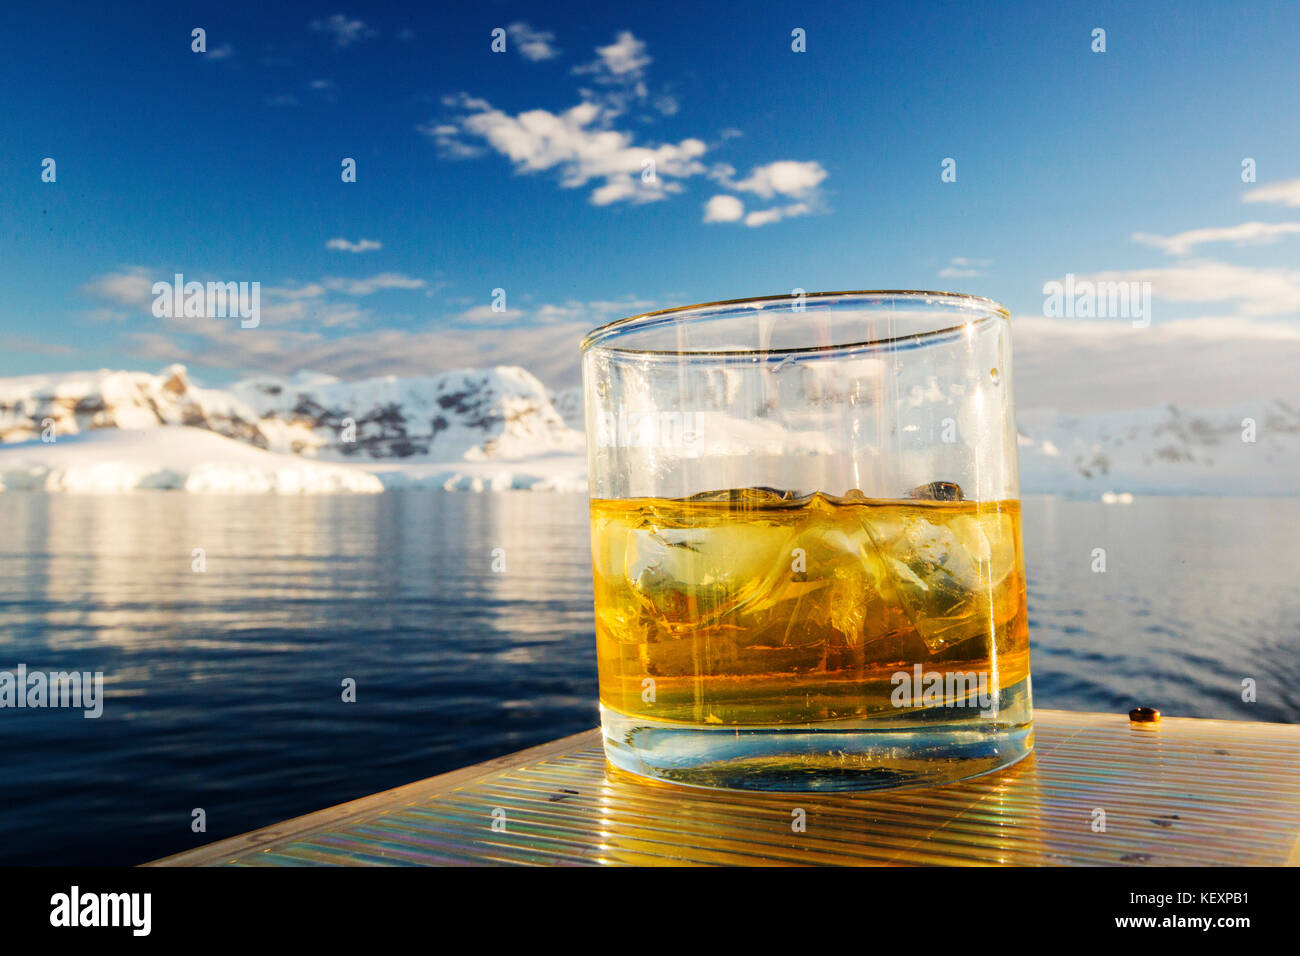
[581,291,1031,791]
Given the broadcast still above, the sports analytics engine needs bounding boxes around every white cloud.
[86,269,427,308]
[82,267,427,336]
[1132,221,1300,256]
[577,31,651,80]
[726,160,828,199]
[507,23,559,62]
[654,95,679,116]
[429,95,708,205]
[229,323,592,386]
[706,160,829,226]
[1244,178,1300,208]
[423,122,485,158]
[204,44,233,61]
[1079,260,1300,316]
[117,298,658,386]
[939,256,994,278]
[1018,195,1300,409]
[1011,314,1300,413]
[82,267,154,307]
[457,304,526,323]
[744,202,810,227]
[456,297,655,327]
[310,14,376,48]
[427,34,829,222]
[326,238,382,253]
[0,335,77,357]
[704,195,744,223]
[263,283,326,300]
[323,273,425,295]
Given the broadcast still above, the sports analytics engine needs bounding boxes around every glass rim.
[580,289,1010,357]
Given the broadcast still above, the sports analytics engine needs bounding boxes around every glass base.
[600,678,1033,792]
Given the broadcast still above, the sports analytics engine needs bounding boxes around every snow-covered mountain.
[548,386,585,433]
[0,364,1296,495]
[231,366,583,461]
[0,364,583,462]
[1017,400,1300,496]
[0,365,264,446]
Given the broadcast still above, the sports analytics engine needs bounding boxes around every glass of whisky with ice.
[581,291,1031,791]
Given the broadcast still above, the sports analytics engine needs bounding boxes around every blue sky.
[2,0,1298,411]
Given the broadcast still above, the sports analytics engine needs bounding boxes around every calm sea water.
[0,492,1296,865]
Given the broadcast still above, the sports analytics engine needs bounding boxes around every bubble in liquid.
[990,367,1000,384]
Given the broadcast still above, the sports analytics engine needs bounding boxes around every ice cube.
[950,513,1016,586]
[683,487,805,504]
[906,481,964,501]
[776,515,907,648]
[875,516,979,651]
[623,522,795,626]
[874,509,1019,652]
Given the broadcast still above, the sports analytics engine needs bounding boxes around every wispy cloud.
[0,335,77,357]
[507,23,559,62]
[720,160,828,200]
[110,295,656,386]
[742,203,811,228]
[307,78,338,102]
[1012,314,1300,412]
[1133,221,1300,256]
[310,14,376,48]
[575,30,650,81]
[939,256,994,278]
[82,267,155,307]
[322,273,425,295]
[204,44,234,61]
[1078,260,1300,316]
[428,95,708,206]
[82,267,427,333]
[326,238,382,253]
[454,297,654,327]
[125,322,594,387]
[456,304,526,323]
[1244,177,1300,208]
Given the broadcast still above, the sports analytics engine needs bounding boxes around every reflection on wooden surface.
[154,710,1300,867]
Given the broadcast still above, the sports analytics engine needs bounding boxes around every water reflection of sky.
[0,491,600,864]
[1022,496,1300,725]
